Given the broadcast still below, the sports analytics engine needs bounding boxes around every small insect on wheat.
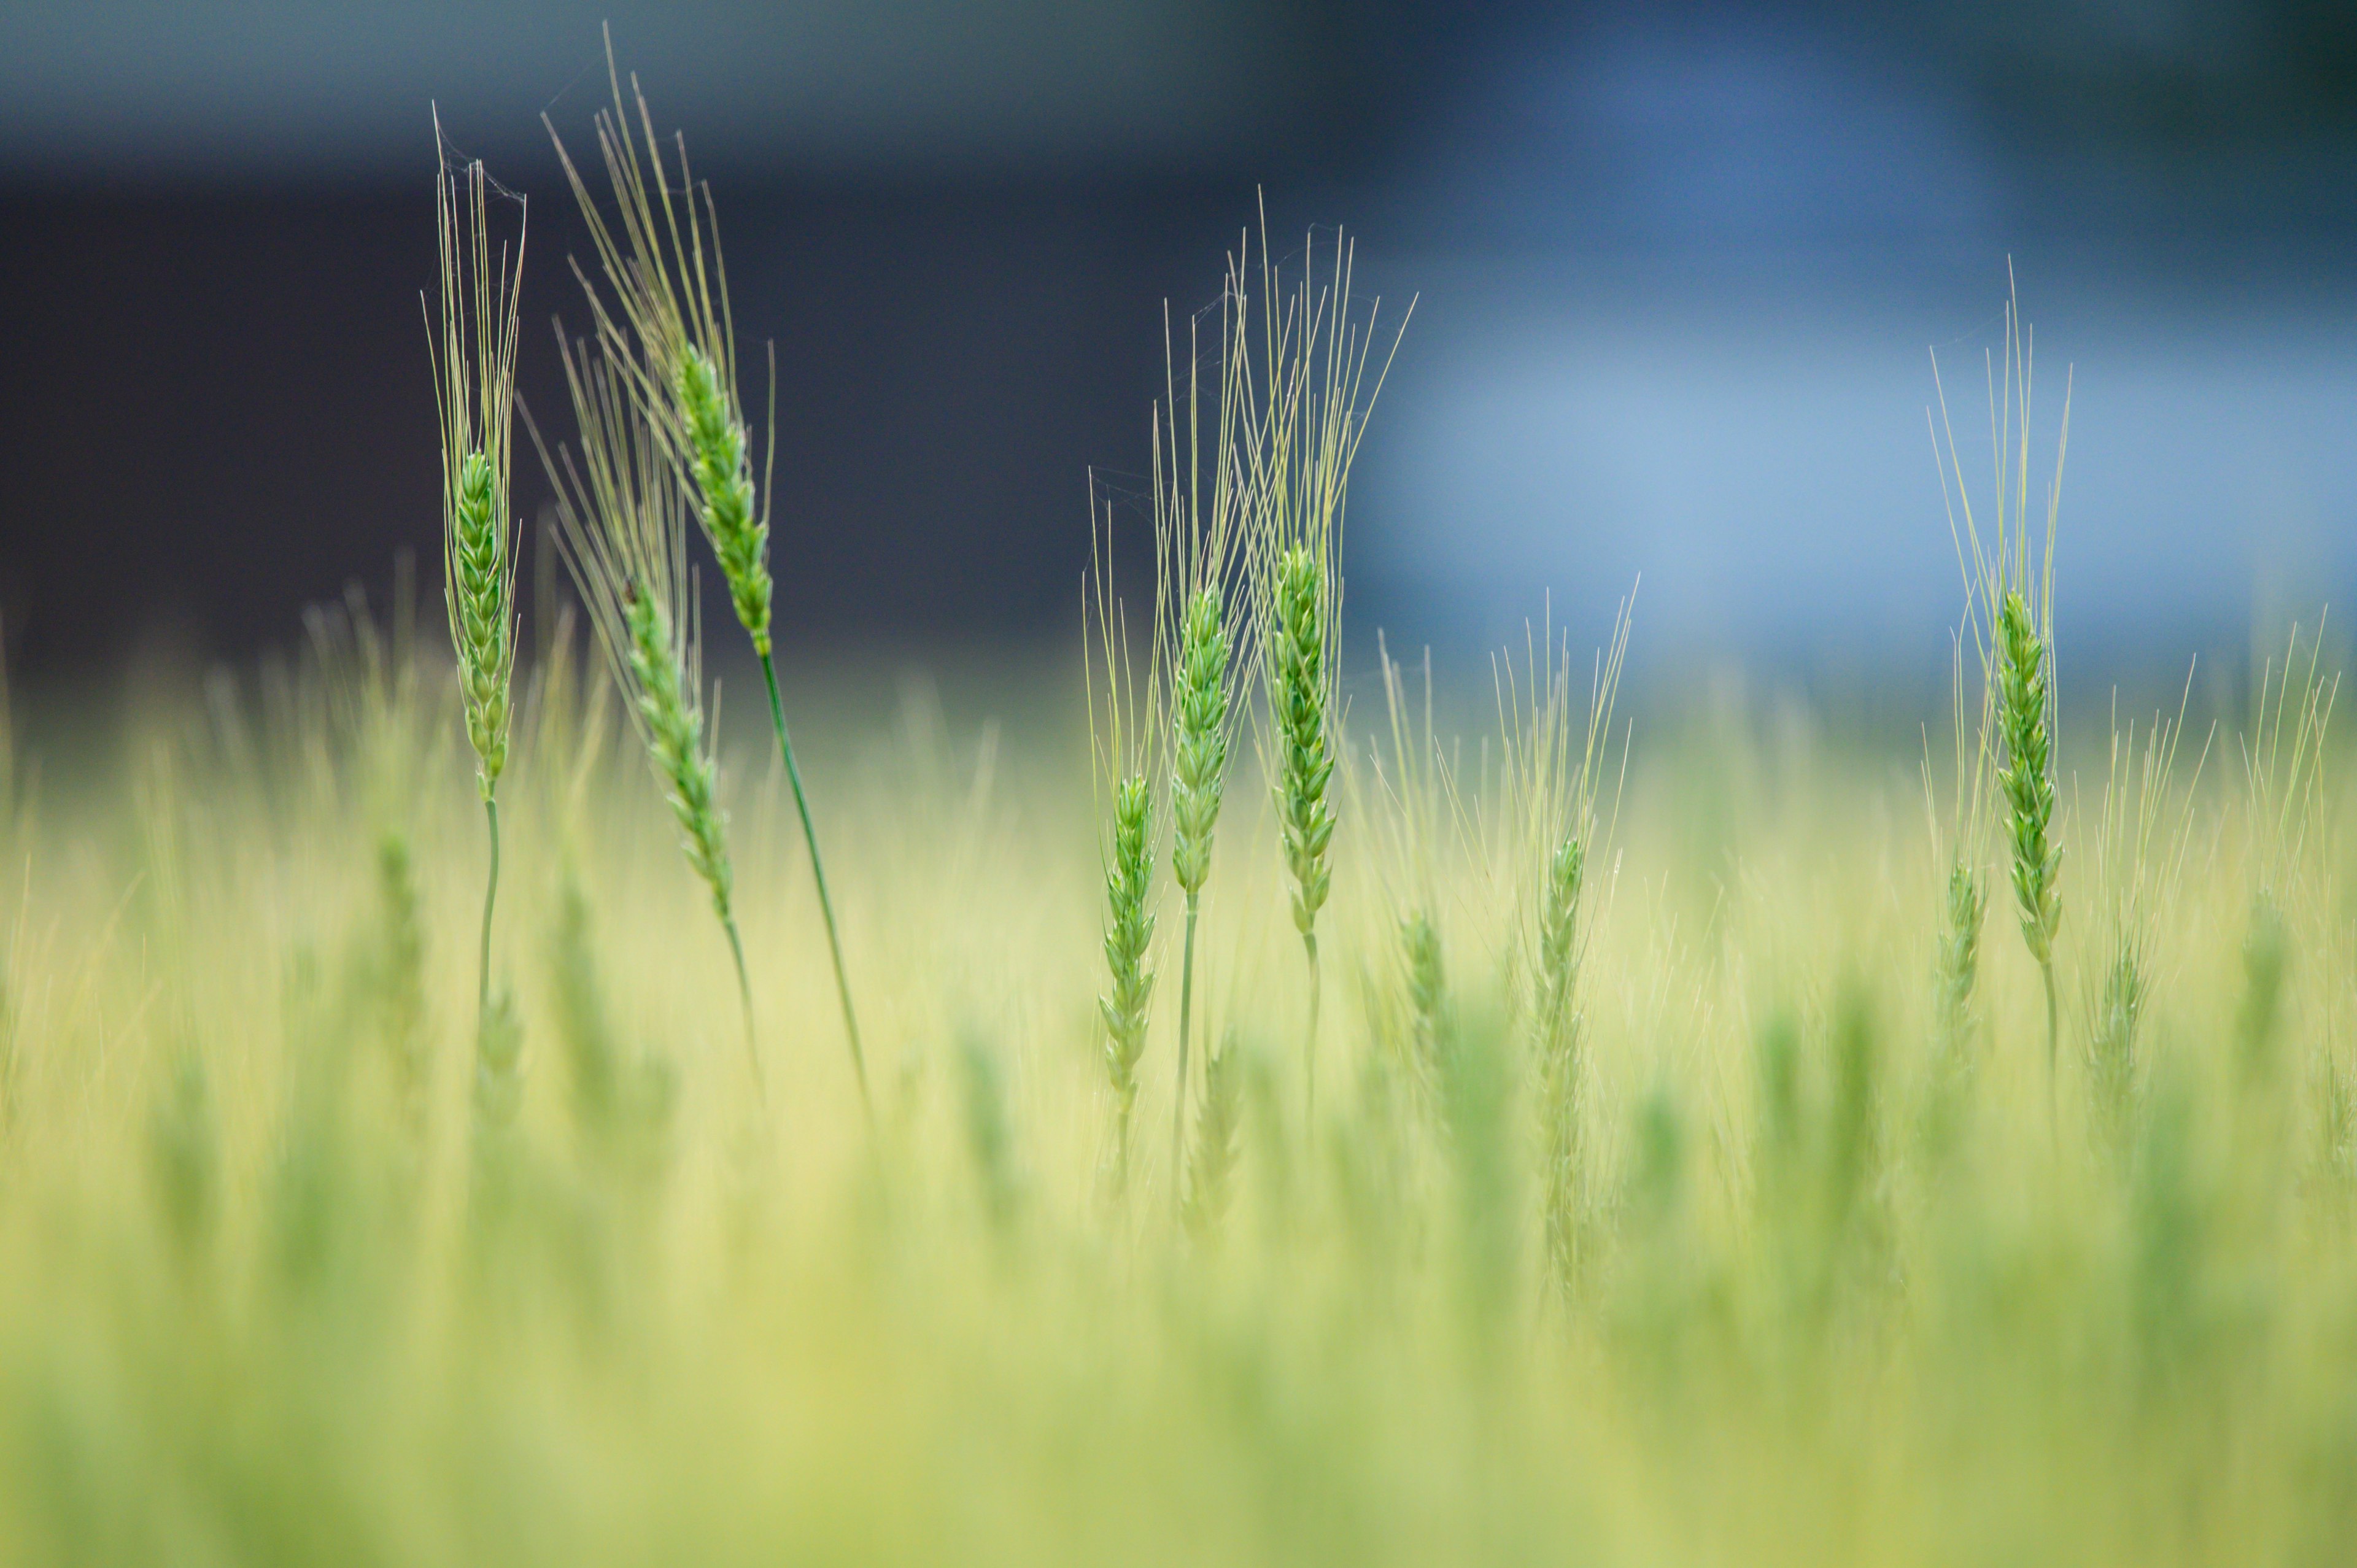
[425,121,524,1029]
[551,30,867,1118]
[541,334,765,1106]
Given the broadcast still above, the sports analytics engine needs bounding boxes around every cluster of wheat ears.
[7,32,2357,1567]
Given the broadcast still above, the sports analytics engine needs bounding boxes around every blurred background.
[1,0,2353,691]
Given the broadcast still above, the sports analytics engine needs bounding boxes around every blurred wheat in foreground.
[2,584,2353,1566]
[2,61,2356,1568]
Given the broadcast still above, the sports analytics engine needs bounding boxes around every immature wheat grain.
[550,36,866,1113]
[1099,774,1156,1188]
[1932,276,2070,1125]
[1085,496,1161,1194]
[1492,595,1630,1299]
[1365,635,1459,1112]
[426,128,524,1028]
[2086,684,2208,1147]
[1151,253,1253,1196]
[374,832,429,1138]
[1996,589,2063,1102]
[1242,216,1409,1127]
[1271,545,1337,1118]
[1185,1027,1244,1240]
[1933,861,1985,1068]
[541,334,765,1104]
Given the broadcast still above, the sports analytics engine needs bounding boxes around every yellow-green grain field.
[1,44,2353,1568]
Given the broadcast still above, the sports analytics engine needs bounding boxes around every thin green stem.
[1174,892,1201,1205]
[2040,957,2059,1146]
[722,911,767,1106]
[478,796,500,1022]
[1303,932,1322,1134]
[759,649,871,1121]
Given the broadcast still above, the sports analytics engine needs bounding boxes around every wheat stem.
[761,649,869,1118]
[1303,932,1322,1129]
[1172,891,1199,1202]
[478,797,500,1021]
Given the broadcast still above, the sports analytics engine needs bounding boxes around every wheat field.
[1,47,2354,1568]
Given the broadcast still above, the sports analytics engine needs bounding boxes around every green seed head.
[449,448,513,794]
[1531,834,1585,1057]
[1099,773,1158,1105]
[1937,859,1986,1045]
[624,585,733,921]
[1401,911,1446,1070]
[676,345,773,652]
[1996,590,2062,964]
[431,149,522,801]
[1171,585,1231,897]
[1272,547,1336,937]
[1185,1028,1244,1238]
[2090,938,2146,1127]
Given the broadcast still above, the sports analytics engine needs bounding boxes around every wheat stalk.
[540,333,765,1105]
[1151,244,1255,1192]
[1997,588,2063,1097]
[1243,212,1409,1129]
[2086,678,2210,1140]
[1085,497,1160,1193]
[549,29,866,1116]
[1935,272,2070,1126]
[1491,592,1632,1296]
[425,124,524,1029]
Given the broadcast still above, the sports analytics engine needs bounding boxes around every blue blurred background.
[1,0,2351,684]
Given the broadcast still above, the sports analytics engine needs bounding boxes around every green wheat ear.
[1240,215,1410,1128]
[622,586,733,917]
[675,344,773,650]
[541,333,765,1106]
[551,34,866,1115]
[1171,587,1230,898]
[1272,554,1336,938]
[1270,546,1338,1126]
[1098,773,1157,1186]
[1085,490,1163,1195]
[1148,244,1253,1207]
[1997,591,2062,965]
[427,125,524,1024]
[1996,588,2064,1091]
[1185,1027,1244,1241]
[1935,860,1985,1056]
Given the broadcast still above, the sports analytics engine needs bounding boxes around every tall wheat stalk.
[1085,495,1161,1195]
[1492,595,1632,1294]
[1151,244,1255,1193]
[1934,274,2069,1125]
[1369,636,1453,1100]
[540,334,765,1104]
[1243,213,1409,1129]
[2086,679,2209,1138]
[425,123,524,1028]
[2237,618,2339,1089]
[549,31,867,1115]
